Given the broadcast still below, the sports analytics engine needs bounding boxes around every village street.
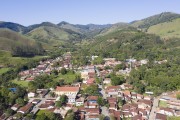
[29,92,53,114]
[149,97,159,120]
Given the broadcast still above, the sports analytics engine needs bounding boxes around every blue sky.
[1,0,180,26]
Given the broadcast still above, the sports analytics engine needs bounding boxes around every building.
[55,86,79,96]
[17,103,34,114]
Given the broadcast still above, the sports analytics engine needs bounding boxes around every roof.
[156,113,167,120]
[87,96,98,101]
[18,103,33,113]
[56,86,79,92]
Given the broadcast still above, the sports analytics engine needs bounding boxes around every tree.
[114,63,126,71]
[36,113,47,120]
[16,98,25,106]
[60,68,67,75]
[97,96,105,106]
[111,73,125,86]
[52,70,59,75]
[64,110,75,120]
[5,109,14,117]
[56,95,68,108]
[84,85,99,96]
[177,94,180,100]
[118,98,124,107]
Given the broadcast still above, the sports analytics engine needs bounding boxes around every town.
[0,52,179,120]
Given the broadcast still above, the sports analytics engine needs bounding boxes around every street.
[148,97,159,120]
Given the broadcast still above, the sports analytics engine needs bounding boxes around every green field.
[148,18,180,38]
[159,100,168,108]
[0,68,10,75]
[12,80,30,88]
[54,72,78,84]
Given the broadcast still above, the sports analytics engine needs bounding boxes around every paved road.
[149,97,159,120]
[98,84,106,99]
[30,93,55,114]
[101,106,110,119]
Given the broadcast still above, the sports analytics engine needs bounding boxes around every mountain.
[58,22,112,37]
[98,22,130,36]
[26,22,84,46]
[0,29,44,57]
[130,12,180,30]
[0,22,26,33]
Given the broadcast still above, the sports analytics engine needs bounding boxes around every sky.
[1,0,180,26]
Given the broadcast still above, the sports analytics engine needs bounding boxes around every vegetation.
[148,18,180,38]
[55,95,68,108]
[129,62,180,95]
[0,29,44,57]
[36,110,62,120]
[110,73,125,86]
[84,84,99,96]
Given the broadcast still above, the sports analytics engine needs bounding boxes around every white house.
[28,92,36,98]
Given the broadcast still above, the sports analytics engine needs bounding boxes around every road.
[30,93,54,114]
[148,97,159,120]
[98,84,106,99]
[101,106,110,119]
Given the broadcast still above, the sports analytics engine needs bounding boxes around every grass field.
[0,68,10,75]
[12,80,30,88]
[54,72,78,84]
[159,100,168,108]
[148,18,180,39]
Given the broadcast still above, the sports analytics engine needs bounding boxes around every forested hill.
[87,27,180,61]
[0,29,44,57]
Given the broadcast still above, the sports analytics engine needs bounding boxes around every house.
[109,103,118,110]
[157,107,175,116]
[123,90,131,97]
[86,115,100,120]
[31,99,41,104]
[85,96,99,108]
[68,96,76,104]
[137,100,152,109]
[28,92,36,98]
[87,96,98,103]
[55,86,79,96]
[86,108,100,115]
[81,71,89,79]
[155,113,167,120]
[137,94,144,99]
[11,104,20,111]
[76,97,85,106]
[103,78,111,84]
[39,100,55,110]
[86,78,95,85]
[144,96,153,100]
[17,103,34,114]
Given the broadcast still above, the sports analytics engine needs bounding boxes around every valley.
[0,12,180,120]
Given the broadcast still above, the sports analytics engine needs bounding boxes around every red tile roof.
[56,86,79,92]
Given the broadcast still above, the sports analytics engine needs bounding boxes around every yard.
[159,100,168,108]
[12,80,30,88]
[54,72,78,84]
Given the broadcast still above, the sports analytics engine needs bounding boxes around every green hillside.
[147,18,180,38]
[131,12,180,30]
[26,26,83,45]
[87,27,163,60]
[0,29,44,57]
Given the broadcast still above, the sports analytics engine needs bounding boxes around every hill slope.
[131,12,180,30]
[0,29,44,57]
[147,18,180,38]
